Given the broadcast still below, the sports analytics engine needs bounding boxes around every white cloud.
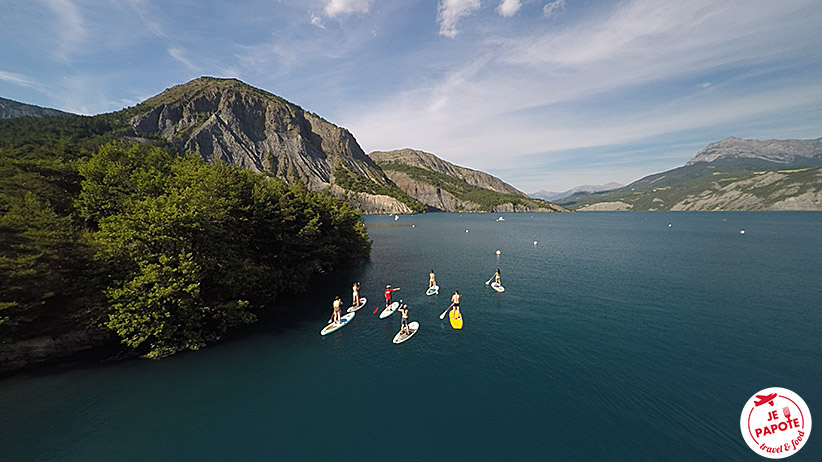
[311,13,326,28]
[698,82,711,88]
[168,48,200,72]
[42,0,87,59]
[0,70,39,89]
[543,0,565,17]
[323,0,371,18]
[340,0,822,190]
[437,0,481,38]
[497,0,522,17]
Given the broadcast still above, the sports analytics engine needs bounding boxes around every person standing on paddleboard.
[384,285,400,308]
[429,270,436,290]
[451,290,461,318]
[487,268,501,286]
[330,296,342,324]
[398,304,410,335]
[352,282,361,308]
[376,285,401,314]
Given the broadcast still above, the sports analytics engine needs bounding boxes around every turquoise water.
[1,212,820,461]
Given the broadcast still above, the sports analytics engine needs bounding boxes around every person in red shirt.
[376,284,401,314]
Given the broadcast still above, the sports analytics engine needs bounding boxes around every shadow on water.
[0,259,373,381]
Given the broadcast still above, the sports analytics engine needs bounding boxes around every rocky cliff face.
[0,97,70,119]
[563,136,822,212]
[370,149,567,213]
[687,137,822,165]
[127,77,412,214]
[371,149,525,195]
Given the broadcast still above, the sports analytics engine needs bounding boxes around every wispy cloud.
[497,0,522,17]
[543,0,565,18]
[437,0,481,38]
[0,70,40,90]
[42,0,87,60]
[323,0,371,18]
[341,0,822,190]
[697,82,711,88]
[168,48,200,72]
[127,0,167,39]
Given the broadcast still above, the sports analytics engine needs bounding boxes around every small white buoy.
[412,224,415,228]
[740,229,746,234]
[668,223,672,228]
[465,229,469,233]
[534,241,538,245]
[496,250,501,255]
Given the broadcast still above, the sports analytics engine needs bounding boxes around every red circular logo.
[740,387,812,458]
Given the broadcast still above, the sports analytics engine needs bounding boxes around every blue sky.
[2,0,821,192]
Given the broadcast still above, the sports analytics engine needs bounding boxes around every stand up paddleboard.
[491,282,505,293]
[393,321,419,344]
[320,312,355,336]
[426,285,439,296]
[346,297,367,313]
[379,301,400,319]
[449,309,463,330]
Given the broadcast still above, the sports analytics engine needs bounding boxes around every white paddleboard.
[491,282,505,293]
[320,312,355,335]
[346,297,367,313]
[393,321,419,344]
[379,301,400,319]
[426,285,439,296]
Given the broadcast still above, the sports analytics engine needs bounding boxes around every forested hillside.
[1,114,370,367]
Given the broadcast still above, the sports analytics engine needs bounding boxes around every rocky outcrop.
[577,201,633,211]
[0,97,71,119]
[687,137,822,165]
[670,170,822,211]
[370,149,567,213]
[127,77,410,214]
[565,137,822,212]
[326,185,414,214]
[371,149,525,195]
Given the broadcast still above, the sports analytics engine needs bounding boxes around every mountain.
[530,183,623,202]
[0,97,71,119]
[560,137,822,211]
[122,77,422,214]
[370,149,568,212]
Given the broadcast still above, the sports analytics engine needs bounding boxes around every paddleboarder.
[429,269,437,290]
[451,290,461,318]
[352,282,361,308]
[330,296,342,324]
[375,285,401,314]
[398,304,411,335]
[486,268,501,286]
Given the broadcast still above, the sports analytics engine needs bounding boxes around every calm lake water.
[1,212,820,461]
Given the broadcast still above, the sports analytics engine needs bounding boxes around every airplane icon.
[754,393,778,407]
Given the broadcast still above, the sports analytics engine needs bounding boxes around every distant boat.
[394,215,399,220]
[496,216,505,222]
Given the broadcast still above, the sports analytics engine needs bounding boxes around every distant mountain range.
[371,149,566,212]
[0,97,70,119]
[560,137,822,211]
[529,183,623,202]
[1,77,565,214]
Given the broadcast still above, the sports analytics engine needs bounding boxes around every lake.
[1,212,820,461]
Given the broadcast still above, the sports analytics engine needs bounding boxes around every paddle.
[485,276,493,285]
[439,303,454,319]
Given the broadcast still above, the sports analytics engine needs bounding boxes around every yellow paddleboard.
[449,308,463,330]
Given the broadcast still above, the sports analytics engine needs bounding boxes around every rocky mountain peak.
[687,136,822,165]
[124,77,417,212]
